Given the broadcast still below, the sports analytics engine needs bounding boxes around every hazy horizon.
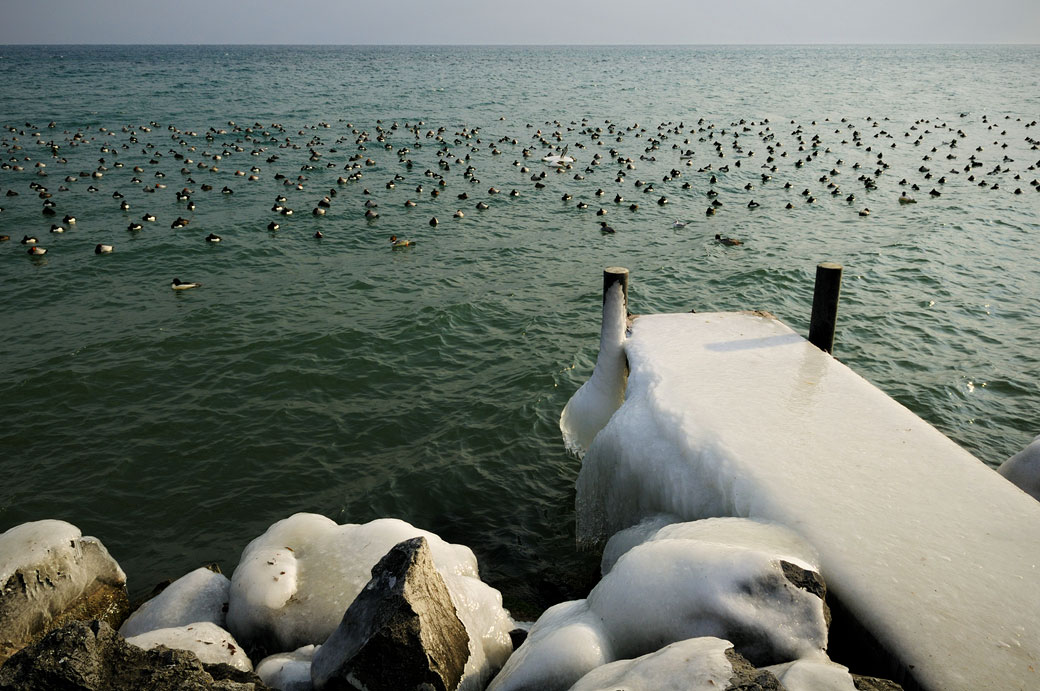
[3,0,1038,46]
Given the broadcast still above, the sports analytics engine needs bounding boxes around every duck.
[94,244,113,254]
[672,220,687,228]
[62,214,76,224]
[314,230,324,239]
[171,278,201,290]
[50,224,65,233]
[267,221,280,231]
[171,217,190,229]
[454,210,464,218]
[715,233,742,246]
[142,213,156,222]
[21,235,38,244]
[28,245,47,256]
[859,208,871,216]
[747,200,760,208]
[205,233,221,242]
[599,221,616,234]
[898,193,916,204]
[389,235,415,248]
[429,217,438,226]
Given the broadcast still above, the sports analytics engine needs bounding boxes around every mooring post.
[603,266,629,313]
[808,262,843,354]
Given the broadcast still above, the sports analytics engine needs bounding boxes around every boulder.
[997,434,1040,501]
[125,621,252,672]
[310,536,470,691]
[488,521,829,691]
[226,513,512,687]
[119,566,230,638]
[567,637,783,691]
[0,619,269,691]
[0,520,129,664]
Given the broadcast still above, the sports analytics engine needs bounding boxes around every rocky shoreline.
[0,513,910,691]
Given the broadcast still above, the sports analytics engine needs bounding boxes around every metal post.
[808,262,843,354]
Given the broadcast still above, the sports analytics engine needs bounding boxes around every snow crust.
[764,658,859,691]
[568,637,734,691]
[226,513,513,689]
[601,515,819,576]
[487,525,827,691]
[119,567,230,638]
[125,621,252,672]
[560,282,627,456]
[567,311,1040,689]
[0,519,125,587]
[997,433,1040,501]
[256,645,318,691]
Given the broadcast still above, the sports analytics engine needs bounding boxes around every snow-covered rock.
[125,621,252,672]
[0,519,128,664]
[256,645,318,691]
[226,513,513,688]
[119,567,229,638]
[997,434,1040,501]
[487,529,828,691]
[569,637,779,691]
[765,658,859,690]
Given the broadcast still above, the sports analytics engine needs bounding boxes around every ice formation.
[764,658,859,691]
[255,644,318,691]
[487,527,827,691]
[565,310,1040,689]
[559,281,627,456]
[0,519,125,589]
[997,433,1040,501]
[125,621,252,672]
[226,513,513,689]
[568,637,734,691]
[119,567,230,638]
[600,515,819,576]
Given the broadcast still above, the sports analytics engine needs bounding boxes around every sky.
[0,0,1038,45]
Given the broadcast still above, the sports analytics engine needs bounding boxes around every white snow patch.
[256,644,318,691]
[560,281,627,457]
[765,658,859,691]
[0,519,124,586]
[568,637,735,691]
[226,513,513,690]
[602,516,819,576]
[998,434,1040,501]
[119,567,229,638]
[125,621,252,672]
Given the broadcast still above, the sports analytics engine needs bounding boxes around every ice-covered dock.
[564,273,1040,691]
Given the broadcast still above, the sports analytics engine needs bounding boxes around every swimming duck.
[50,224,64,233]
[673,220,687,228]
[898,193,916,204]
[171,217,189,229]
[143,213,156,222]
[205,233,221,243]
[267,221,280,231]
[389,235,415,248]
[314,230,324,239]
[454,210,464,218]
[599,221,616,234]
[715,233,742,246]
[859,208,871,216]
[94,244,113,254]
[21,235,38,244]
[171,277,201,290]
[28,245,47,256]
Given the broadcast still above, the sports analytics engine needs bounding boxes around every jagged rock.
[0,520,129,664]
[565,637,784,691]
[0,619,269,690]
[310,536,470,691]
[119,566,230,637]
[126,621,253,672]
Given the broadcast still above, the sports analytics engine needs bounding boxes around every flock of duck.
[2,111,1038,288]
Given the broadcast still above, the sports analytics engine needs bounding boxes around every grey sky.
[1,0,1038,45]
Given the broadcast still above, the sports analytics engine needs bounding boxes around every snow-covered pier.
[563,268,1040,691]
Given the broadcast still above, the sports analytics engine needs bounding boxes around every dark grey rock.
[724,648,785,691]
[852,674,904,691]
[0,619,269,690]
[310,536,470,691]
[780,560,831,629]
